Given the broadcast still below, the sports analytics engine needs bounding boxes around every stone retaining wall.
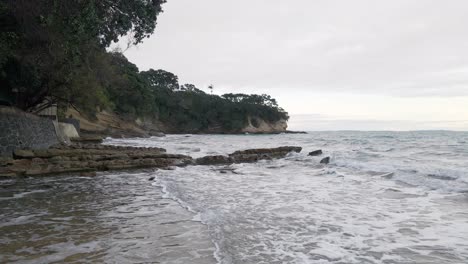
[0,107,59,156]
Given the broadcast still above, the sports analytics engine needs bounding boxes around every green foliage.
[105,53,155,117]
[0,0,288,132]
[96,0,167,46]
[141,69,179,90]
[0,3,16,78]
[0,0,166,111]
[139,75,288,132]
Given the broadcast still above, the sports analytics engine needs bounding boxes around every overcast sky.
[121,0,468,131]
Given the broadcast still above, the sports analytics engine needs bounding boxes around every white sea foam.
[0,189,48,201]
[106,131,468,263]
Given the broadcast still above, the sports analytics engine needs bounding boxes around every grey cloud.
[123,0,468,97]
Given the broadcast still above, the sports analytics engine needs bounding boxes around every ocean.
[1,131,468,263]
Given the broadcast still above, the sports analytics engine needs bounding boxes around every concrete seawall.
[0,107,59,156]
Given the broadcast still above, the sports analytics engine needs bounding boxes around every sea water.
[1,131,468,263]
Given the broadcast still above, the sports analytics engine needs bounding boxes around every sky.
[120,0,468,131]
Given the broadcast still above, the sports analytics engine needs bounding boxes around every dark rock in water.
[231,153,266,163]
[3,144,303,177]
[229,146,301,163]
[320,157,330,164]
[195,146,301,166]
[80,171,97,177]
[427,174,457,181]
[151,132,165,137]
[195,155,233,165]
[71,136,104,144]
[308,150,323,156]
[148,176,155,181]
[230,146,302,156]
[285,130,307,134]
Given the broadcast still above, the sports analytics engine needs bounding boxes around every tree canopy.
[141,69,179,91]
[0,0,166,111]
[0,0,289,133]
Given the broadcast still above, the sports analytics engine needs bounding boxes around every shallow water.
[2,131,468,263]
[0,173,216,263]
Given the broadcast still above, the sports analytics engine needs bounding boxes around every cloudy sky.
[121,0,468,131]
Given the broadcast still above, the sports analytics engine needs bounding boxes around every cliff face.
[67,109,150,138]
[68,109,288,137]
[241,116,288,134]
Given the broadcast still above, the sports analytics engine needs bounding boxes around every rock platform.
[0,144,302,178]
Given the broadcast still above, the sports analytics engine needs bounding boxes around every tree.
[208,84,214,94]
[0,0,166,111]
[141,69,179,90]
[180,83,205,94]
[96,0,167,47]
[103,52,155,117]
[0,0,290,132]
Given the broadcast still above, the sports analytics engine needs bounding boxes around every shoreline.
[0,142,303,178]
[2,132,467,263]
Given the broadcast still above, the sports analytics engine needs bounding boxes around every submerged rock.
[80,172,97,177]
[231,154,266,163]
[196,146,302,166]
[71,136,104,144]
[229,146,302,156]
[196,155,233,165]
[308,150,323,156]
[285,130,307,134]
[320,157,330,164]
[151,132,166,137]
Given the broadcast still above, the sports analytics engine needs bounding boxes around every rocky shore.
[0,143,303,178]
[67,108,299,138]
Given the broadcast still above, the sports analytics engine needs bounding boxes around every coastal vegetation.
[0,0,288,132]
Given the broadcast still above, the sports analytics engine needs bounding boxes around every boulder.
[151,132,166,137]
[71,136,103,144]
[32,149,54,158]
[308,150,323,156]
[229,146,301,162]
[229,146,302,156]
[13,149,35,159]
[196,155,233,165]
[172,158,194,167]
[320,157,330,164]
[195,146,302,166]
[80,171,97,177]
[231,153,270,163]
[285,130,307,134]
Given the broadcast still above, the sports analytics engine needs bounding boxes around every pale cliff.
[241,116,288,134]
[67,109,288,137]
